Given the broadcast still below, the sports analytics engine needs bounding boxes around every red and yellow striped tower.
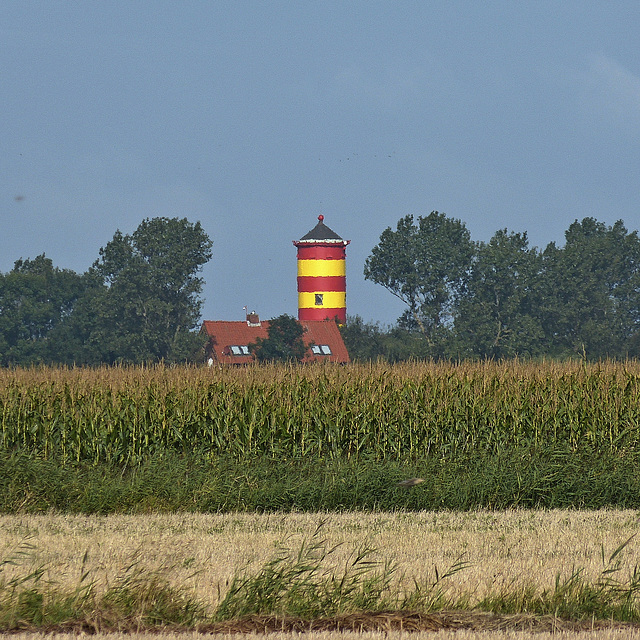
[293,215,350,324]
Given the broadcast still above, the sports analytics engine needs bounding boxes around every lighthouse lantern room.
[293,216,350,324]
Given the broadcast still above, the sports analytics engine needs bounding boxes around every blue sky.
[3,2,640,326]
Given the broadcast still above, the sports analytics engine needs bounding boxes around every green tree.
[250,314,308,362]
[45,268,107,365]
[540,218,640,359]
[454,230,545,358]
[339,316,387,361]
[364,212,475,349]
[0,255,88,365]
[340,315,431,362]
[89,217,213,364]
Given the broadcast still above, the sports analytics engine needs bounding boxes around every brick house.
[201,312,349,365]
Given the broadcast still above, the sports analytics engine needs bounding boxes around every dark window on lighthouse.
[315,294,323,305]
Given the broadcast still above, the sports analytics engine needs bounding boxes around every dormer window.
[311,345,332,355]
[229,345,251,356]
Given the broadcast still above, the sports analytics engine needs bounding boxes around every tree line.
[3,212,639,366]
[342,213,640,362]
[0,217,212,366]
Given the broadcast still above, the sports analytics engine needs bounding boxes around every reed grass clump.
[0,539,206,632]
[479,535,640,623]
[2,360,640,465]
[213,521,471,621]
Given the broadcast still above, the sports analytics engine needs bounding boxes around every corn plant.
[1,361,640,464]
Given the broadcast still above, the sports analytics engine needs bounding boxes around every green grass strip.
[2,446,640,514]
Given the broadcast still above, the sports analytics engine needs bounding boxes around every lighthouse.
[293,215,350,324]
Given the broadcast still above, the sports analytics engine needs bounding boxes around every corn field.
[2,361,640,465]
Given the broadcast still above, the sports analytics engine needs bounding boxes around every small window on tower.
[315,293,323,305]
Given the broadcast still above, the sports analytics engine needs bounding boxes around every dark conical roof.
[299,215,344,241]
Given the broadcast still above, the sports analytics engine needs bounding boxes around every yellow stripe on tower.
[298,291,346,308]
[297,259,346,277]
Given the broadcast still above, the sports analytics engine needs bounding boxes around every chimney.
[246,310,261,327]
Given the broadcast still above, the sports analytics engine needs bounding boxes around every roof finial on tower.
[318,214,324,222]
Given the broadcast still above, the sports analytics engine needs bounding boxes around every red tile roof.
[201,318,350,364]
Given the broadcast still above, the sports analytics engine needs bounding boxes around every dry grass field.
[3,509,640,637]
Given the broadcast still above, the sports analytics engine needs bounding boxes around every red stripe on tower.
[297,275,346,291]
[293,215,350,324]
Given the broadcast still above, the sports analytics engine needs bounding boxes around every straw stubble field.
[4,510,640,637]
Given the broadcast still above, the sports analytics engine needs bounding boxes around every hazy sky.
[3,2,640,326]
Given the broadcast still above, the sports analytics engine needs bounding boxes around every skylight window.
[229,345,250,355]
[311,345,332,355]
